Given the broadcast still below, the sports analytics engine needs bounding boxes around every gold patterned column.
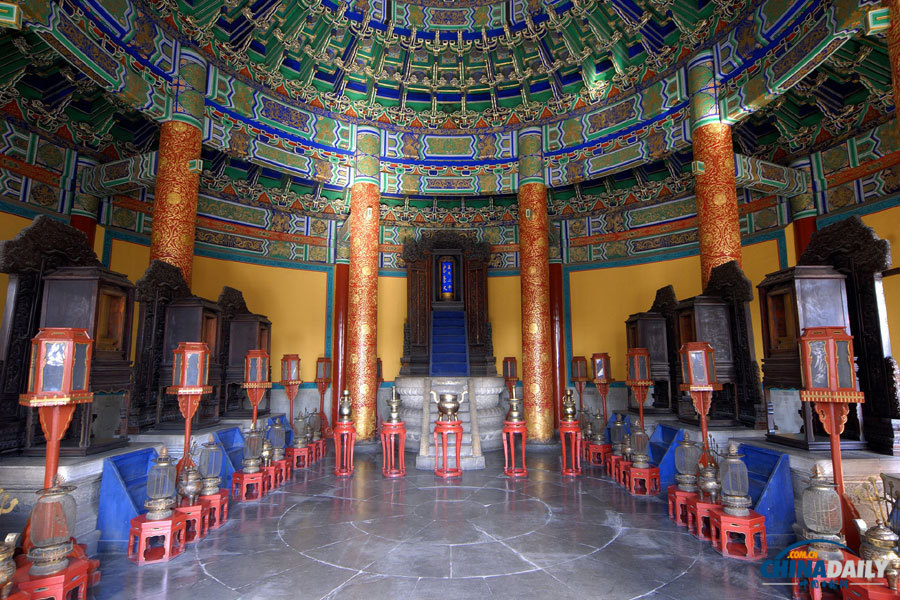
[149,49,206,285]
[518,127,554,442]
[689,50,742,287]
[345,126,381,440]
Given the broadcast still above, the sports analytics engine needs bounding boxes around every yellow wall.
[488,275,523,374]
[377,275,406,381]
[190,254,328,382]
[0,213,32,321]
[862,205,900,355]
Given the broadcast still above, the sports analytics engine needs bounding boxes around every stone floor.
[89,451,791,600]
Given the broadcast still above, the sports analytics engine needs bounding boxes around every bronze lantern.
[720,443,751,516]
[197,435,224,497]
[145,447,177,520]
[674,433,701,492]
[611,414,626,456]
[27,478,76,576]
[631,426,650,469]
[801,465,844,560]
[242,427,264,473]
[269,420,286,462]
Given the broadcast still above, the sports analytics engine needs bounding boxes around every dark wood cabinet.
[625,311,673,412]
[28,266,134,454]
[155,297,223,428]
[222,313,271,416]
[674,296,737,425]
[758,265,864,450]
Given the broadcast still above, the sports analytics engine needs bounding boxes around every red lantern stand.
[380,421,406,478]
[242,350,272,429]
[18,328,101,587]
[280,354,303,472]
[678,342,723,456]
[502,357,517,399]
[668,486,696,528]
[589,353,614,466]
[800,327,866,550]
[315,357,332,440]
[433,418,463,479]
[614,449,631,487]
[201,489,229,530]
[502,419,528,478]
[708,506,767,561]
[625,348,652,429]
[571,356,588,411]
[559,392,582,477]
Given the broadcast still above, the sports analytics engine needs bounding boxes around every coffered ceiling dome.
[161,0,740,130]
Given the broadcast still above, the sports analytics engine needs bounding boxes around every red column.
[69,214,97,247]
[793,217,817,258]
[331,263,349,426]
[549,263,565,429]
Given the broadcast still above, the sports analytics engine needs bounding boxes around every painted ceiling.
[2,0,893,226]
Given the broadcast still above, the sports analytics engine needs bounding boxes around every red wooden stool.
[288,445,311,469]
[606,453,623,477]
[200,489,229,529]
[587,442,612,467]
[559,421,582,477]
[318,438,327,459]
[176,502,209,543]
[380,420,407,478]
[709,507,767,561]
[263,465,278,491]
[502,420,528,478]
[275,457,292,481]
[334,420,356,476]
[687,496,721,541]
[667,485,697,527]
[792,549,860,599]
[434,420,463,479]
[12,556,90,599]
[615,459,632,487]
[231,470,265,501]
[842,581,900,599]
[127,512,187,565]
[627,465,660,496]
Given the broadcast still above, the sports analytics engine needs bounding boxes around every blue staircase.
[430,311,469,376]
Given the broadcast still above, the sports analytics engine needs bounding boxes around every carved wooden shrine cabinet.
[798,217,897,455]
[625,311,673,412]
[157,297,222,428]
[400,231,496,376]
[0,216,133,454]
[220,288,271,417]
[758,265,864,450]
[31,266,135,454]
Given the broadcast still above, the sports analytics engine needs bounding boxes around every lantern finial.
[159,446,168,458]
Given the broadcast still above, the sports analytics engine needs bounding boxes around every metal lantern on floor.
[720,443,751,516]
[145,447,177,520]
[674,433,701,492]
[697,451,721,504]
[631,426,650,469]
[801,465,844,560]
[592,408,606,443]
[197,435,224,496]
[293,413,308,448]
[611,414,626,456]
[678,342,720,454]
[242,427,263,473]
[308,411,322,442]
[27,478,76,576]
[269,421,286,461]
[622,433,633,463]
[19,328,94,489]
[243,350,272,427]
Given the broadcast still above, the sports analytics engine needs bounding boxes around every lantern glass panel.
[147,458,176,500]
[244,430,263,460]
[198,443,223,479]
[203,358,209,387]
[690,350,707,385]
[186,352,200,387]
[674,440,700,476]
[836,340,853,389]
[72,343,89,391]
[594,358,604,380]
[638,356,648,380]
[261,357,268,376]
[29,491,75,548]
[611,421,625,444]
[41,342,66,393]
[809,340,829,389]
[28,344,38,393]
[316,360,328,379]
[632,428,649,455]
[172,353,182,387]
[706,352,716,384]
[628,356,636,380]
[681,356,690,383]
[721,456,749,498]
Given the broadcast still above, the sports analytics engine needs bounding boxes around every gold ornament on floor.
[506,391,525,423]
[387,387,403,424]
[177,465,202,506]
[561,389,577,422]
[260,439,273,468]
[27,477,76,576]
[339,389,354,423]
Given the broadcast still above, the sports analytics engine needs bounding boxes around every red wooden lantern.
[591,352,614,424]
[315,357,332,436]
[571,356,588,411]
[502,357,517,398]
[625,347,652,429]
[242,350,271,427]
[166,342,212,471]
[19,328,93,489]
[280,354,302,423]
[678,342,722,453]
[799,327,864,495]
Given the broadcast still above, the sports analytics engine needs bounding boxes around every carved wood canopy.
[0,215,100,274]
[401,231,491,264]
